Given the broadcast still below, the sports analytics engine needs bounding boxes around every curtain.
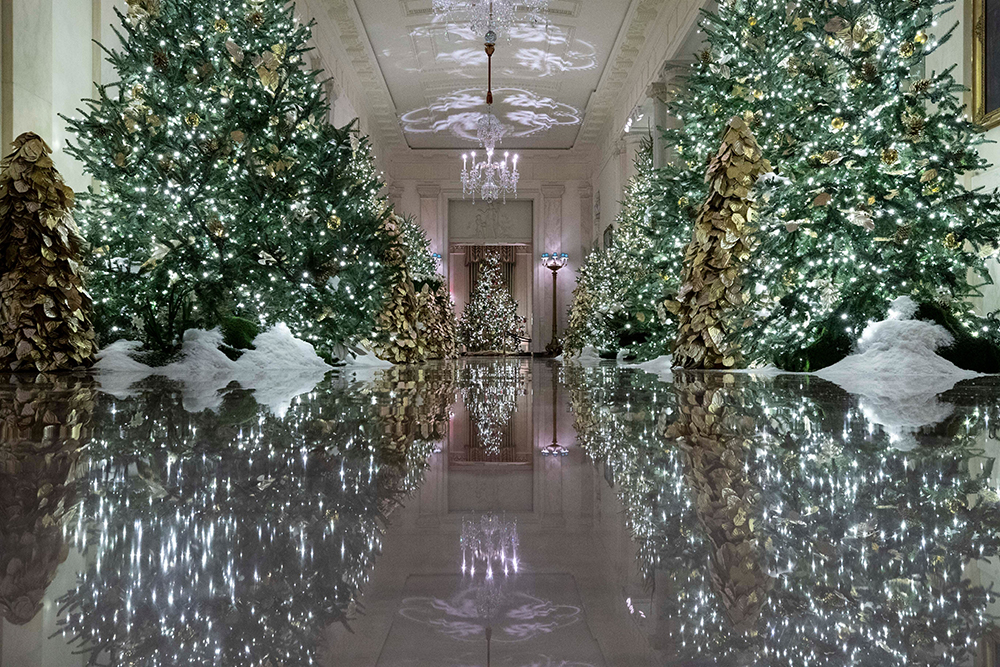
[463,245,518,266]
[466,245,518,297]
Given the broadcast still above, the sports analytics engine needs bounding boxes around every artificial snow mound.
[817,297,976,383]
[631,355,675,382]
[95,324,333,416]
[816,296,979,449]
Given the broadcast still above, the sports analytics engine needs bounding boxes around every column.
[578,183,594,256]
[647,81,669,170]
[387,183,403,215]
[417,183,443,278]
[1,0,99,191]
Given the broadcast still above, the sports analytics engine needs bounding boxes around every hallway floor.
[1,359,998,666]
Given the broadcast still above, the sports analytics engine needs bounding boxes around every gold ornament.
[894,224,912,244]
[247,11,265,28]
[943,232,962,250]
[902,110,925,140]
[862,60,879,82]
[881,147,899,165]
[748,16,757,26]
[830,117,846,131]
[214,18,229,33]
[792,16,816,32]
[914,31,928,44]
[184,112,200,127]
[820,150,842,165]
[899,41,915,58]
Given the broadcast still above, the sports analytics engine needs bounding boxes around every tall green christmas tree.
[565,138,675,359]
[459,250,525,354]
[65,0,393,361]
[640,0,1000,371]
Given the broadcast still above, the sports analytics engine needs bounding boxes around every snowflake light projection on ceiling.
[400,87,582,142]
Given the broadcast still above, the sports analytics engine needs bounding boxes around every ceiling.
[352,1,634,151]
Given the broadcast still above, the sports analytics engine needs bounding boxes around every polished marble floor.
[1,359,999,666]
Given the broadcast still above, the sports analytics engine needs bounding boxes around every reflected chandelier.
[433,0,550,41]
[460,27,519,203]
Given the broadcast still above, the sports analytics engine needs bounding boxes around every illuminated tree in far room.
[459,250,525,355]
[637,0,1000,371]
[65,0,393,362]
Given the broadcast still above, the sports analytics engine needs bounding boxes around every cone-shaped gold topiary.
[371,215,425,364]
[669,117,770,369]
[0,375,94,624]
[0,133,97,371]
[666,373,773,633]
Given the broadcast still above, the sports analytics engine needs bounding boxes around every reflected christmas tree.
[567,367,1000,666]
[54,372,449,666]
[458,361,528,462]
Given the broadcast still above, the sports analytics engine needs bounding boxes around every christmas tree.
[640,0,1000,371]
[65,0,392,362]
[396,214,440,283]
[564,137,683,359]
[0,134,97,371]
[669,116,770,369]
[458,249,525,354]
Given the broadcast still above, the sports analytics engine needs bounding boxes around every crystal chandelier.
[460,25,519,203]
[462,146,519,204]
[433,0,550,41]
[461,513,520,580]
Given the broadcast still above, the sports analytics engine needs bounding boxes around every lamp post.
[541,252,568,356]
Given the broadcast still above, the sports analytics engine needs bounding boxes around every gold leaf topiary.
[0,133,97,372]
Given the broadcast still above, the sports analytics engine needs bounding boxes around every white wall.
[924,2,1000,316]
[1,0,105,193]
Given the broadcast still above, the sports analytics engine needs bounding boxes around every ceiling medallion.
[461,27,520,203]
[432,0,550,41]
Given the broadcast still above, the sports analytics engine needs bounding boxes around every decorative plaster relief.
[450,200,533,244]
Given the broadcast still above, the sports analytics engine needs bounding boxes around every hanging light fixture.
[433,0,549,42]
[461,23,519,203]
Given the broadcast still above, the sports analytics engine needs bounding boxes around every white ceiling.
[353,1,633,151]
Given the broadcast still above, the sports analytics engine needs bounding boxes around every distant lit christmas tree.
[641,0,1000,370]
[65,0,392,361]
[459,250,525,354]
